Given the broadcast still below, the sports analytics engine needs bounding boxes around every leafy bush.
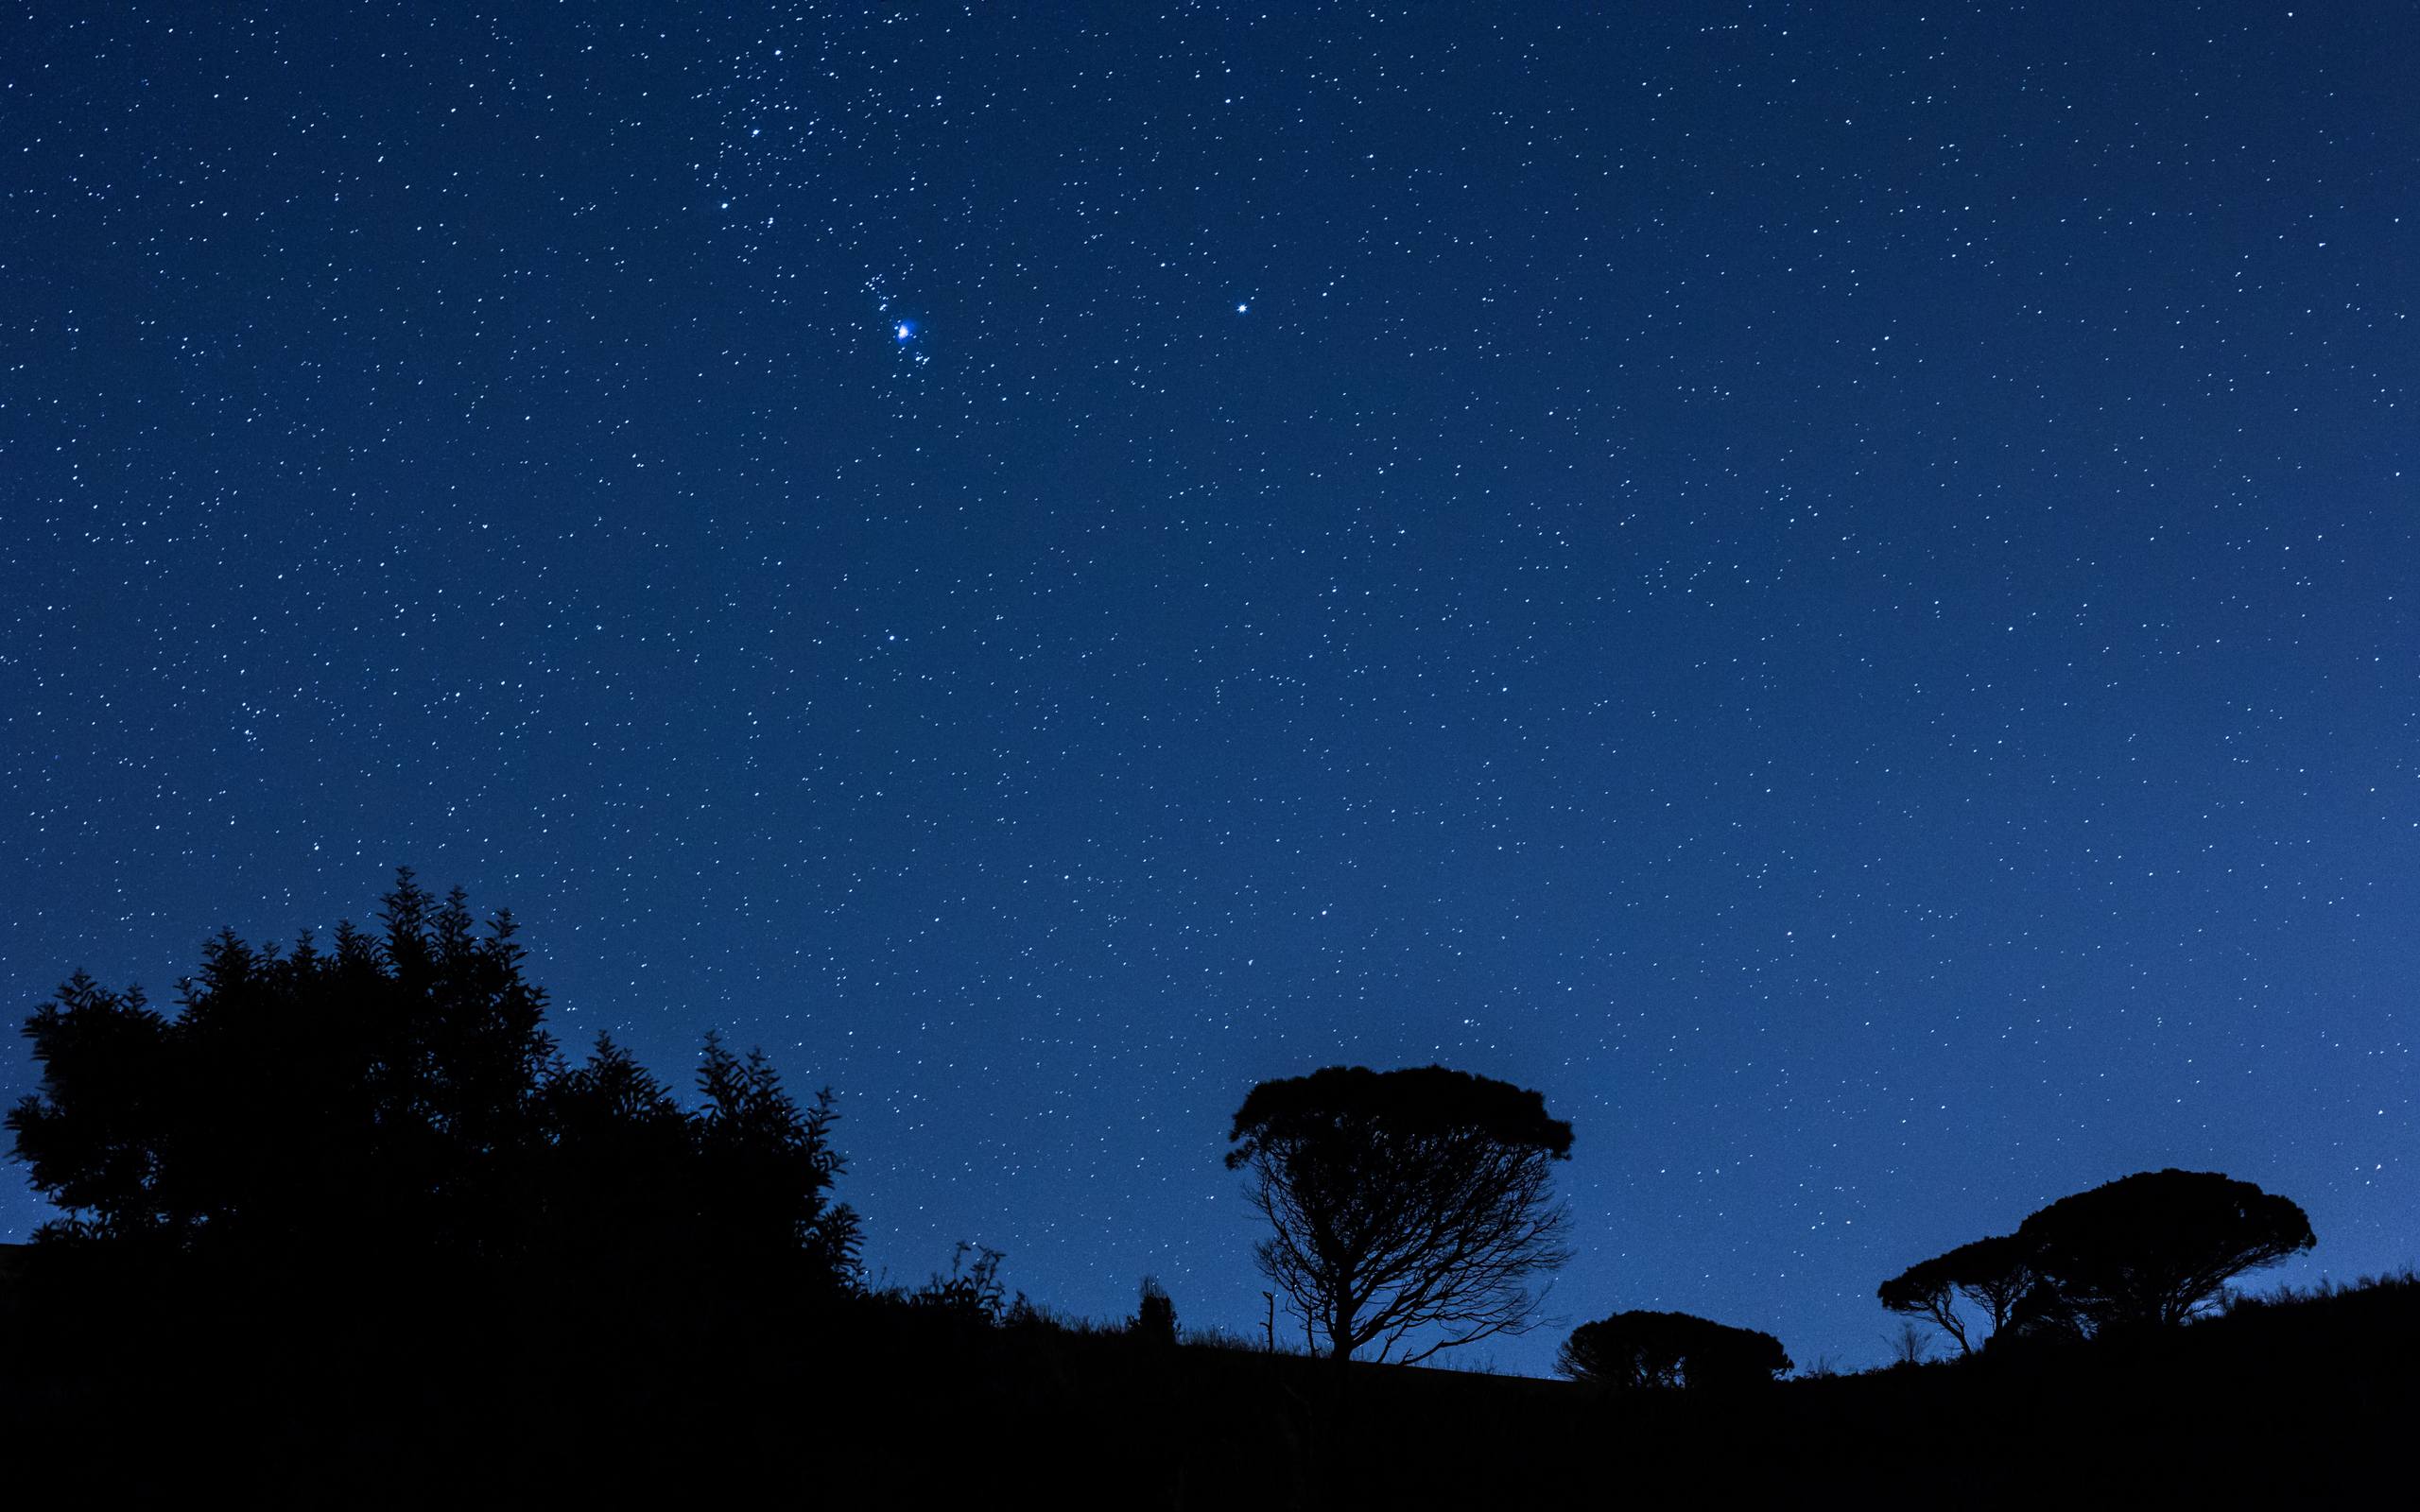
[1133,1275,1178,1347]
[1558,1310,1792,1391]
[6,871,858,1299]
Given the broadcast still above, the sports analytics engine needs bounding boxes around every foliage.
[1877,1232,2039,1354]
[910,1242,1011,1325]
[1226,1064,1574,1363]
[688,1031,862,1282]
[2014,1169,2313,1334]
[6,870,857,1296]
[1880,1169,2314,1352]
[1133,1274,1178,1347]
[1557,1309,1793,1390]
[8,875,551,1259]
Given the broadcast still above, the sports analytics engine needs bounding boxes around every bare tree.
[1884,1319,1931,1366]
[1224,1065,1574,1364]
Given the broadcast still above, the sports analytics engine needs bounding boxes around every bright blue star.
[894,320,916,342]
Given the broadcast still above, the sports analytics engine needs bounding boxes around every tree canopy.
[1877,1233,2040,1355]
[1557,1310,1793,1391]
[7,870,858,1295]
[1225,1064,1573,1364]
[2016,1169,2314,1334]
[1880,1169,2314,1350]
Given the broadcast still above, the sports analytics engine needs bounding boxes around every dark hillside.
[1743,1272,2420,1499]
[2,1250,2411,1505]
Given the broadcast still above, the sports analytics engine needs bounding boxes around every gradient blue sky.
[4,1,2411,1373]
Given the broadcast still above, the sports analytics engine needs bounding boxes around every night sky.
[5,2,2413,1375]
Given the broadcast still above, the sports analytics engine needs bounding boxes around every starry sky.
[4,2,2412,1374]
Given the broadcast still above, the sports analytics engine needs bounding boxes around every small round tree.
[1558,1310,1792,1391]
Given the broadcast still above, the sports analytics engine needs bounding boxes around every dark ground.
[1,1246,2409,1506]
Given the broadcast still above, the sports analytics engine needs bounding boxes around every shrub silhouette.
[909,1241,1011,1324]
[1557,1309,1792,1390]
[1133,1275,1178,1347]
[1226,1064,1574,1363]
[8,875,551,1262]
[6,870,857,1297]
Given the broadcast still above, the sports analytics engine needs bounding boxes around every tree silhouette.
[8,874,551,1261]
[8,870,856,1297]
[2015,1169,2313,1334]
[688,1032,861,1285]
[1132,1275,1178,1347]
[2,971,177,1248]
[1557,1310,1792,1390]
[1879,1169,2315,1350]
[523,1033,700,1292]
[1225,1064,1573,1363]
[1878,1232,2040,1355]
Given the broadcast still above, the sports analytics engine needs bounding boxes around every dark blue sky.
[4,2,2411,1373]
